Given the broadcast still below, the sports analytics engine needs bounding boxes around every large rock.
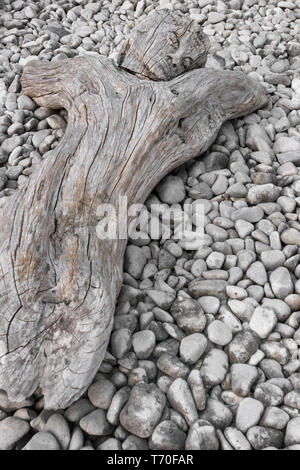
[120,384,166,438]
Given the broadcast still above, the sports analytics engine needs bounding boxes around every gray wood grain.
[0,10,267,409]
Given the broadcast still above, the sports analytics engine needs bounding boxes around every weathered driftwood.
[0,10,267,409]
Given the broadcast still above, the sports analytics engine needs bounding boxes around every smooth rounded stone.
[260,407,290,430]
[200,399,233,430]
[167,378,198,426]
[88,377,116,410]
[187,370,206,411]
[231,364,259,397]
[180,333,207,364]
[249,306,277,339]
[285,417,300,446]
[246,124,272,153]
[235,219,254,238]
[98,438,122,451]
[120,383,166,438]
[262,299,291,322]
[236,398,265,433]
[32,129,51,148]
[122,435,148,451]
[110,328,132,359]
[156,175,185,204]
[107,387,131,426]
[157,353,189,379]
[132,330,156,359]
[46,115,66,129]
[284,390,300,410]
[226,183,247,198]
[64,398,94,423]
[254,383,284,407]
[281,228,300,246]
[188,279,228,301]
[228,330,261,363]
[69,426,84,451]
[0,417,30,450]
[261,342,289,366]
[228,299,253,322]
[190,181,213,199]
[207,320,232,346]
[212,174,228,195]
[22,432,60,451]
[147,289,176,310]
[170,297,206,333]
[190,259,207,277]
[124,245,147,280]
[0,135,23,155]
[17,95,35,111]
[269,267,293,299]
[274,137,300,154]
[247,426,284,450]
[246,261,268,286]
[149,420,186,450]
[201,349,228,387]
[206,251,225,270]
[226,286,247,300]
[260,250,285,271]
[198,296,220,315]
[43,414,70,450]
[185,420,219,450]
[79,410,114,436]
[206,224,228,242]
[224,427,252,451]
[231,206,264,224]
[247,184,280,205]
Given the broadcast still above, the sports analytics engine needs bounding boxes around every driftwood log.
[0,10,267,409]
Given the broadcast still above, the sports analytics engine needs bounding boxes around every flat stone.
[157,353,189,379]
[120,383,166,438]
